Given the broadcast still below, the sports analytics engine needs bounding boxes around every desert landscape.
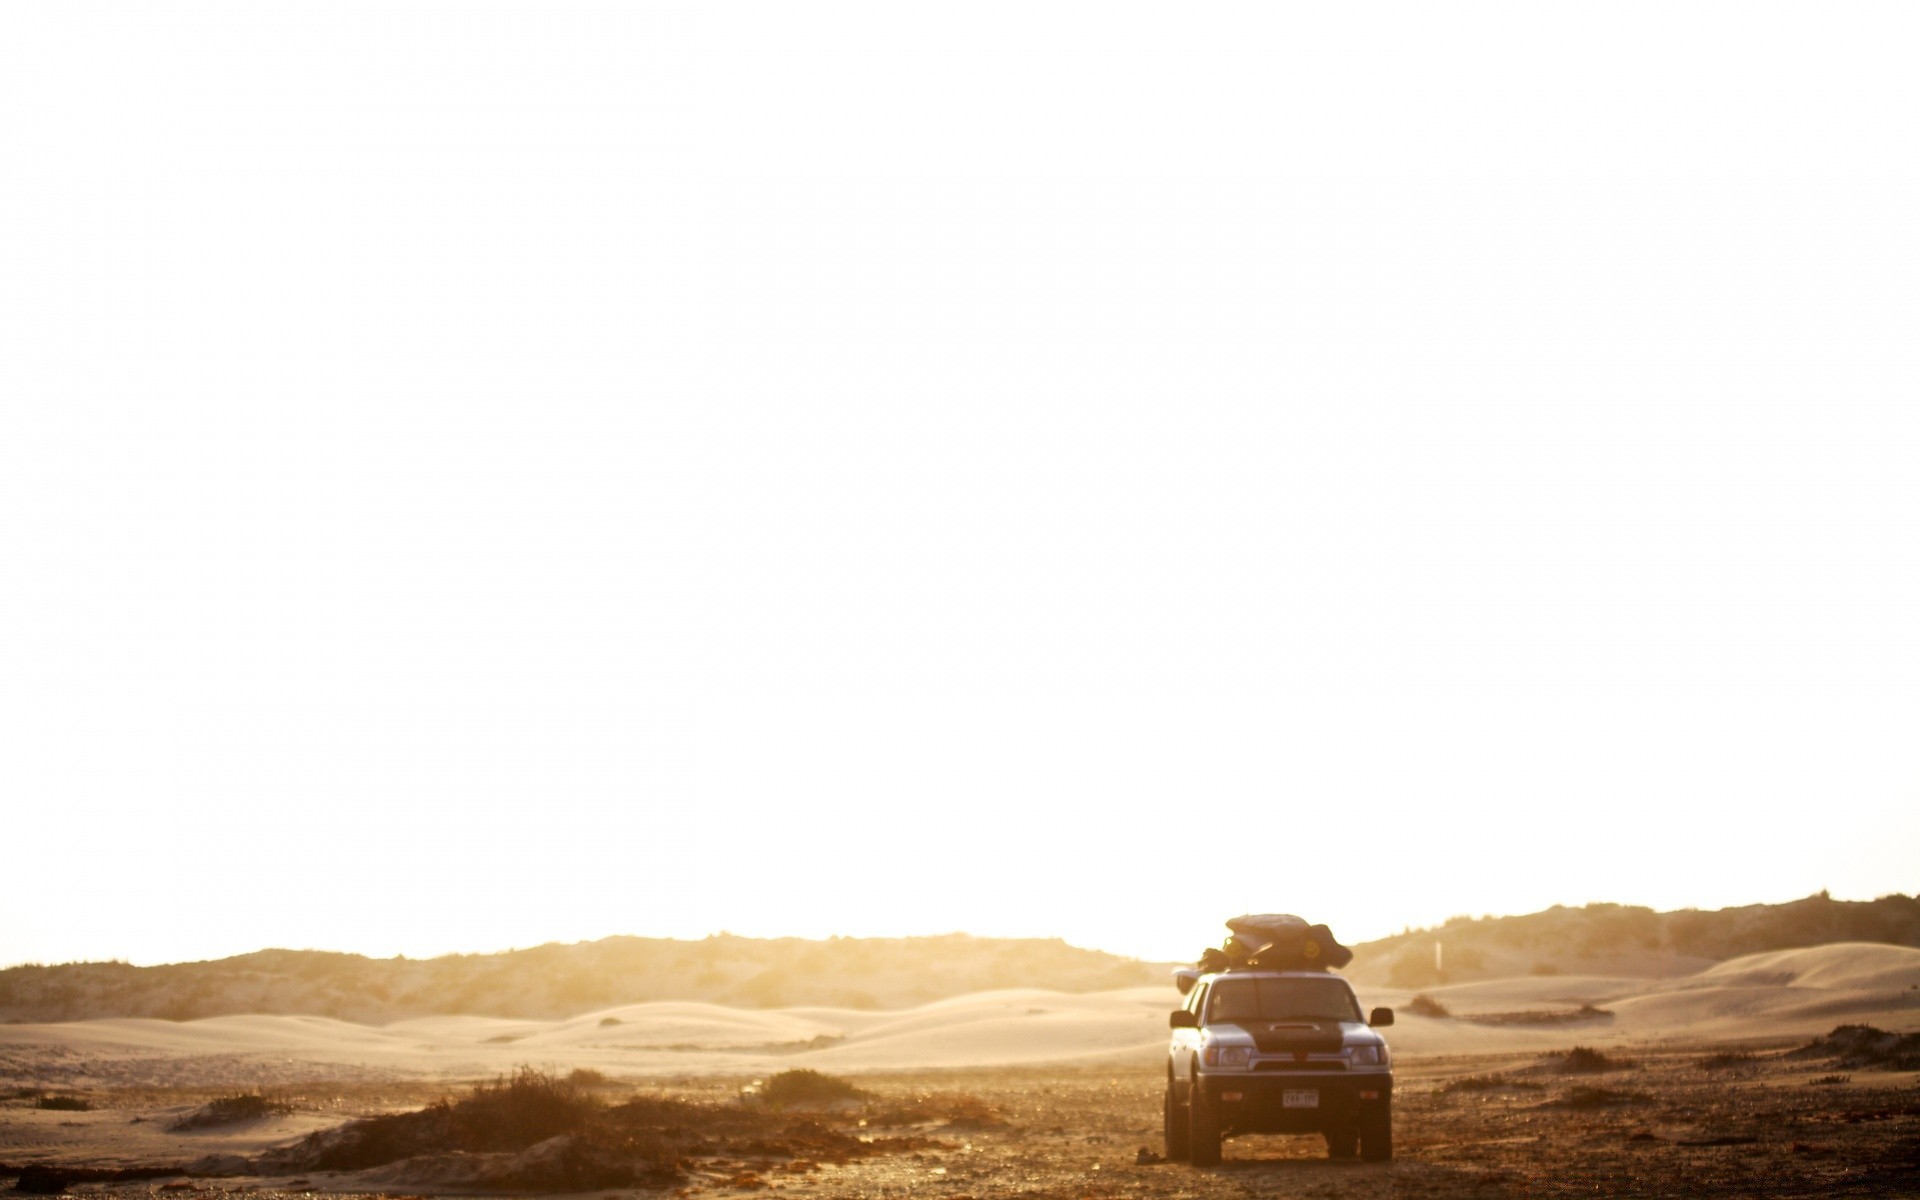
[11,2,1920,1193]
[4,899,1917,1198]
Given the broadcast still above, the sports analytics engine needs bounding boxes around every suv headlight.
[1203,1045,1251,1069]
[1348,1045,1388,1067]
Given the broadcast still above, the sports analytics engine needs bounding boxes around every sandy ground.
[3,943,1916,1197]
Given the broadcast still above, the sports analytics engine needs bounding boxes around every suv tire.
[1359,1099,1392,1162]
[1162,1080,1190,1161]
[1324,1124,1358,1159]
[1188,1082,1222,1167]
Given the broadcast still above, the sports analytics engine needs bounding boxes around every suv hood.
[1209,1021,1386,1052]
[1226,1018,1346,1054]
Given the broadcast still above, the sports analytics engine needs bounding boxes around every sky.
[2,3,1916,971]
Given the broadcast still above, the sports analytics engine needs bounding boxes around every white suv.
[1166,969,1395,1164]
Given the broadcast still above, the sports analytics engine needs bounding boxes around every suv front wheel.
[1162,1077,1190,1161]
[1188,1080,1222,1166]
[1324,1124,1358,1159]
[1359,1098,1392,1162]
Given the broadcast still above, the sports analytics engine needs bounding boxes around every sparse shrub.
[759,1069,866,1110]
[171,1093,292,1130]
[1551,1046,1629,1074]
[451,1067,600,1148]
[598,1017,622,1027]
[1406,994,1451,1018]
[1794,1024,1920,1070]
[37,1095,92,1112]
[1699,1051,1757,1070]
[13,1166,71,1194]
[1558,1086,1642,1109]
[268,1065,895,1190]
[1811,1074,1850,1086]
[1463,1003,1612,1028]
[863,1091,1004,1128]
[566,1068,610,1088]
[283,1068,597,1171]
[1528,962,1563,977]
[1439,1075,1539,1095]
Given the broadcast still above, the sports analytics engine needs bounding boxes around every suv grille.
[1254,1059,1347,1071]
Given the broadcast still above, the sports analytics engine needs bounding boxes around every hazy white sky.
[3,3,1916,970]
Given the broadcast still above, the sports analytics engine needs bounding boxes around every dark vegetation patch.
[1552,1086,1645,1109]
[564,1068,609,1088]
[757,1069,866,1110]
[1405,993,1451,1018]
[34,1096,91,1112]
[170,1094,293,1130]
[2,1166,184,1194]
[1466,1004,1613,1026]
[1791,1025,1920,1070]
[1673,1134,1761,1147]
[862,1090,1006,1129]
[1698,1051,1759,1070]
[1438,1074,1542,1095]
[1537,1046,1633,1074]
[263,1067,914,1191]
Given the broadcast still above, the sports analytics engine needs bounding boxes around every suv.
[1166,969,1394,1164]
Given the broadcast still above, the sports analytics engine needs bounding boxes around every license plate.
[1282,1090,1319,1109]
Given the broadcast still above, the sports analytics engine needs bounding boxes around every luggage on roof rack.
[1190,913,1353,973]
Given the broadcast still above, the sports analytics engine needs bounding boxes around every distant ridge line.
[1342,891,1920,988]
[4,893,1914,1022]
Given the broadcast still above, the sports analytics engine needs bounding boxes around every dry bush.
[1406,993,1451,1018]
[170,1094,292,1129]
[1698,1051,1759,1070]
[1439,1075,1540,1095]
[36,1095,92,1112]
[1547,1046,1632,1074]
[1555,1085,1644,1109]
[270,1066,901,1191]
[1466,1004,1613,1027]
[759,1069,866,1109]
[1793,1024,1920,1070]
[863,1091,1005,1129]
[448,1067,601,1149]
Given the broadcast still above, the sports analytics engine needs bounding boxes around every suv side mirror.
[1368,1007,1394,1027]
[1169,1010,1199,1029]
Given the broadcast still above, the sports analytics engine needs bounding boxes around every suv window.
[1205,977,1361,1023]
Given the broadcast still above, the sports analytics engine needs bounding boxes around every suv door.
[1171,982,1207,1098]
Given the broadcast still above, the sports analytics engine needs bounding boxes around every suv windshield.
[1206,977,1361,1023]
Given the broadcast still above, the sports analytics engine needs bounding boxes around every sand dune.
[1690,940,1920,991]
[3,943,1914,1091]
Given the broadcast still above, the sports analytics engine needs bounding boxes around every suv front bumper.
[1200,1071,1392,1134]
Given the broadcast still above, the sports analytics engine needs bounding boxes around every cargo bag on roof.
[1205,913,1354,971]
